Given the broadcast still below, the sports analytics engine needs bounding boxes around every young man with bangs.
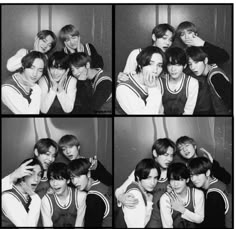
[69,52,112,114]
[39,51,77,114]
[186,46,232,115]
[116,46,165,114]
[158,47,199,115]
[68,158,112,227]
[59,24,104,69]
[41,162,86,227]
[188,157,232,228]
[159,163,204,228]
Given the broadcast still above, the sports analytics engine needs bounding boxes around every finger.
[22,159,33,166]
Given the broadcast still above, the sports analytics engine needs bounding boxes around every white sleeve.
[41,195,53,227]
[75,190,87,227]
[57,77,77,113]
[115,170,135,206]
[116,85,161,114]
[123,49,140,73]
[181,189,204,223]
[183,77,199,115]
[160,194,173,228]
[2,192,41,227]
[2,84,41,114]
[123,190,146,228]
[38,77,57,114]
[1,175,13,192]
[7,49,28,72]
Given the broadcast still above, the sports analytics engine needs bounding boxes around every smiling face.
[170,177,188,194]
[50,67,66,82]
[64,35,80,50]
[24,164,42,191]
[23,58,44,86]
[139,168,158,192]
[38,35,54,53]
[190,173,207,189]
[49,177,69,196]
[36,146,57,170]
[167,63,185,80]
[155,146,174,169]
[153,30,173,52]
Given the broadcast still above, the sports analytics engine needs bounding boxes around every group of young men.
[2,135,112,227]
[116,21,232,115]
[2,24,112,114]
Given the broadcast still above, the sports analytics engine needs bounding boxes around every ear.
[34,148,39,157]
[67,180,70,184]
[206,169,211,177]
[77,145,81,151]
[152,34,157,42]
[86,62,90,69]
[186,178,190,183]
[204,57,208,64]
[194,145,197,149]
[152,149,158,158]
[184,64,187,69]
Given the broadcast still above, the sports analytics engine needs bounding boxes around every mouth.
[54,187,61,192]
[31,184,37,189]
[67,155,74,160]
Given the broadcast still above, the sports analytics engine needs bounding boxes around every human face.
[188,57,207,76]
[61,145,80,161]
[24,164,42,192]
[167,63,184,80]
[70,174,89,191]
[190,173,207,189]
[139,168,158,192]
[23,58,44,86]
[71,65,87,80]
[177,142,196,160]
[65,35,80,50]
[180,29,196,47]
[50,67,66,82]
[154,30,173,52]
[49,177,68,196]
[155,147,174,169]
[37,146,57,170]
[38,35,54,53]
[142,53,163,82]
[170,178,188,194]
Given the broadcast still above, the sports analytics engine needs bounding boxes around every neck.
[58,186,69,198]
[203,176,212,190]
[16,73,32,90]
[203,64,210,76]
[169,73,184,82]
[86,177,93,191]
[87,68,99,80]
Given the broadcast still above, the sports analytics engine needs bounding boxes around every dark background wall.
[115,4,232,80]
[114,117,232,190]
[2,4,112,81]
[2,117,112,177]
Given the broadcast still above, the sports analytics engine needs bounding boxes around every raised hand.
[118,192,139,209]
[117,72,129,83]
[89,155,98,170]
[48,69,58,92]
[58,69,69,93]
[200,147,214,163]
[169,191,185,214]
[33,37,40,51]
[143,69,158,88]
[185,34,205,47]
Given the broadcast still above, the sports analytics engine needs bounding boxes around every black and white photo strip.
[1,5,112,115]
[114,117,232,228]
[2,117,112,227]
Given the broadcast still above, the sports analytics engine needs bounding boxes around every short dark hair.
[37,30,57,52]
[67,158,91,177]
[69,52,91,68]
[134,158,161,182]
[167,162,190,180]
[152,23,175,39]
[33,138,58,156]
[21,51,47,73]
[188,157,212,176]
[58,135,80,150]
[176,21,198,38]
[136,46,166,74]
[166,47,187,66]
[152,138,176,157]
[59,24,80,43]
[186,46,208,62]
[176,136,196,148]
[47,162,70,180]
[16,158,44,183]
[48,51,69,70]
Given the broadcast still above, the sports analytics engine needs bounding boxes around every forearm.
[57,89,76,113]
[2,175,14,192]
[6,49,27,72]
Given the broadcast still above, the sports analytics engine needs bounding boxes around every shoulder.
[193,187,204,197]
[68,75,78,84]
[76,190,87,201]
[129,48,141,56]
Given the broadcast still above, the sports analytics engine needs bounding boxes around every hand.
[11,159,34,182]
[117,72,129,83]
[118,192,139,209]
[58,69,69,93]
[185,34,205,47]
[200,147,214,163]
[64,42,76,53]
[76,37,83,52]
[33,37,40,51]
[169,191,186,214]
[89,155,98,170]
[20,180,35,196]
[143,70,158,88]
[166,184,174,193]
[47,69,58,92]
